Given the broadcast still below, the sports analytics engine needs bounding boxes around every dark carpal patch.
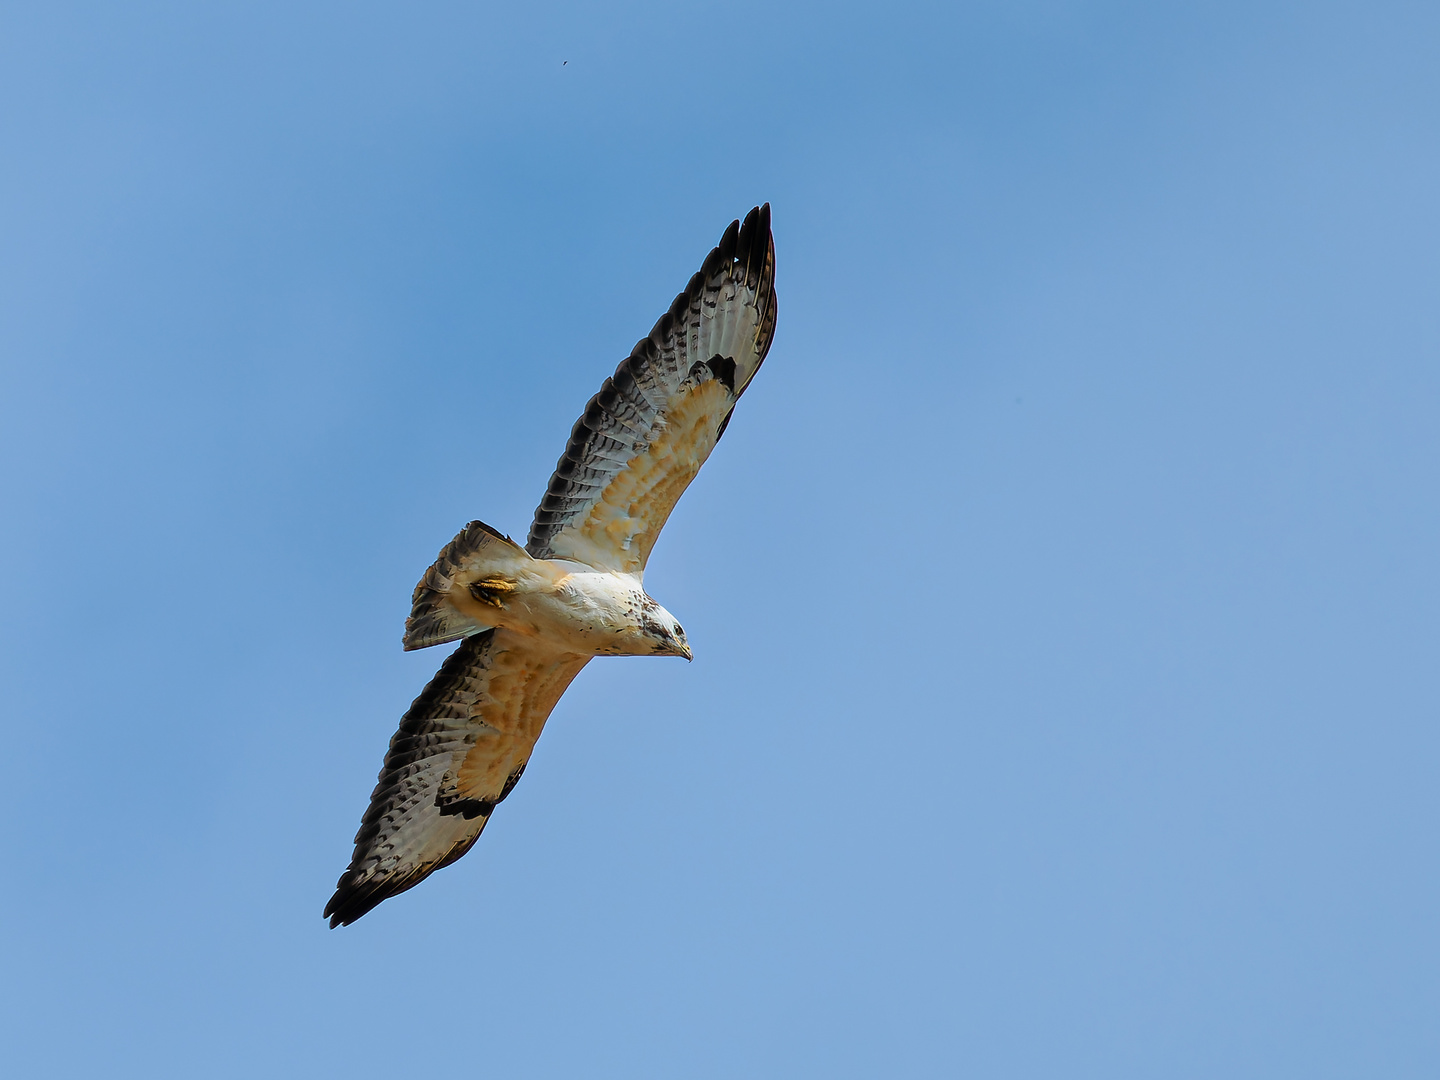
[329,206,777,928]
[526,205,776,558]
[682,355,737,395]
[325,632,501,927]
[438,797,493,820]
[706,354,737,393]
[436,759,528,820]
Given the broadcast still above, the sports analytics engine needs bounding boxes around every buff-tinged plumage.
[326,206,776,927]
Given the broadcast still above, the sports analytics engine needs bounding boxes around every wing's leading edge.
[325,630,588,927]
[327,206,777,927]
[526,204,777,573]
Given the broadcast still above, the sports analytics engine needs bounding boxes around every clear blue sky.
[2,2,1437,1076]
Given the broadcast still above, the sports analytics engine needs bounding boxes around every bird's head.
[640,599,692,660]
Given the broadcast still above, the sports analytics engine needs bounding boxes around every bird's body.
[325,205,776,927]
[486,566,675,658]
[407,522,689,659]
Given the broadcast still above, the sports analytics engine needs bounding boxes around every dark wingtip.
[716,217,740,264]
[525,204,775,560]
[324,879,383,928]
[323,871,419,928]
[735,204,771,286]
[324,800,489,927]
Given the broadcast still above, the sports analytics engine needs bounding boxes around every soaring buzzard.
[325,205,777,926]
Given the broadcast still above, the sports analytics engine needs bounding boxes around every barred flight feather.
[527,204,776,571]
[326,206,775,926]
[325,630,588,927]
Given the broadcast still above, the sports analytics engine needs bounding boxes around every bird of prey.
[325,205,777,927]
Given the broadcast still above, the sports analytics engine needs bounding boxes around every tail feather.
[404,520,531,650]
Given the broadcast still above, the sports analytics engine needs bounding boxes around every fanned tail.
[404,520,532,650]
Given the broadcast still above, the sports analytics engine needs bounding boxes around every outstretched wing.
[325,629,588,927]
[527,204,777,573]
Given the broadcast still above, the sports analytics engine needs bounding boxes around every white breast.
[502,566,652,656]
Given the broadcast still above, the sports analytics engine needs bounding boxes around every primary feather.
[326,206,776,927]
[528,204,777,572]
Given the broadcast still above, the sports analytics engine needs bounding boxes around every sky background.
[2,1,1438,1076]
